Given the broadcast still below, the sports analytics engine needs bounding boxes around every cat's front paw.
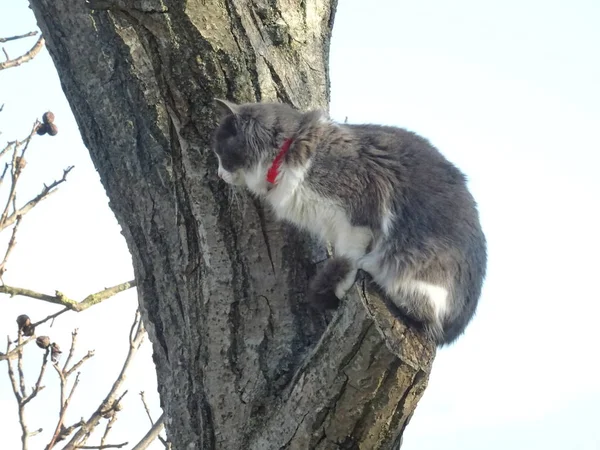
[307,257,354,309]
[308,277,340,309]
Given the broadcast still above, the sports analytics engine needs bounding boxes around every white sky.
[1,0,600,449]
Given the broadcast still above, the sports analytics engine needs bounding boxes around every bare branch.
[139,391,154,425]
[131,414,166,450]
[47,371,81,450]
[75,443,128,449]
[0,35,45,71]
[100,413,118,448]
[0,335,34,361]
[31,307,70,329]
[139,392,169,447]
[0,165,74,232]
[62,312,146,450]
[6,333,41,449]
[6,337,23,402]
[0,279,136,312]
[65,350,95,378]
[0,31,39,43]
[62,329,79,372]
[17,335,27,398]
[0,215,23,280]
[22,348,50,406]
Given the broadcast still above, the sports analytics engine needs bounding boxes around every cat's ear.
[214,98,240,119]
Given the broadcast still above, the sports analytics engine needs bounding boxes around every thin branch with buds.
[6,333,50,450]
[0,31,39,43]
[61,312,146,450]
[0,35,45,71]
[45,329,95,450]
[139,392,169,448]
[0,280,136,312]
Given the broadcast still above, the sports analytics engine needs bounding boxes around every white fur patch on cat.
[409,281,448,319]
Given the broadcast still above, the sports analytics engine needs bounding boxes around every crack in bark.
[222,0,262,100]
[261,55,295,106]
[253,196,276,275]
[282,410,311,449]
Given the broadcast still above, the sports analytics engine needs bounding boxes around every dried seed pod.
[15,156,27,171]
[36,124,48,136]
[16,314,30,328]
[36,336,51,349]
[42,111,55,124]
[47,123,58,136]
[16,314,35,337]
[50,342,62,362]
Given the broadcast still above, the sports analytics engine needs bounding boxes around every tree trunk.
[28,0,436,448]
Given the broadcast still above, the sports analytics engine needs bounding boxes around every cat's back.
[314,121,470,200]
[309,120,482,243]
[345,123,464,180]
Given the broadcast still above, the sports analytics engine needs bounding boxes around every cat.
[212,99,487,345]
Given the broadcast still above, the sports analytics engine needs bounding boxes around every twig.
[139,391,154,425]
[0,31,38,43]
[22,348,50,406]
[6,333,45,450]
[0,162,9,185]
[0,335,34,361]
[62,329,79,372]
[139,392,169,447]
[6,337,23,401]
[30,307,70,330]
[100,414,118,448]
[75,444,128,449]
[0,279,136,311]
[62,312,146,450]
[0,35,45,70]
[0,215,23,280]
[66,350,95,378]
[130,414,166,450]
[0,165,75,233]
[46,369,82,449]
[0,141,24,229]
[17,334,27,398]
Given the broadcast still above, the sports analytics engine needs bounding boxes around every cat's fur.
[212,99,487,345]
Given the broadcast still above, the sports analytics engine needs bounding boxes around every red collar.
[266,138,293,184]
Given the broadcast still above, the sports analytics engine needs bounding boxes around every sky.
[1,0,600,449]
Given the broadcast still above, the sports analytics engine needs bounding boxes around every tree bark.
[28,0,436,448]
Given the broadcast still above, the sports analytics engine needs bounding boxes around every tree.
[28,1,436,448]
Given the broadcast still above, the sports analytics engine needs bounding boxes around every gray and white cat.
[212,99,486,345]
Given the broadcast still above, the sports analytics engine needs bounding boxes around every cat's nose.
[217,169,224,179]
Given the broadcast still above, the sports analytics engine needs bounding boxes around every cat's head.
[212,99,304,189]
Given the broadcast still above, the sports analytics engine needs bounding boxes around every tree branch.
[0,280,136,312]
[0,35,45,71]
[0,165,74,232]
[22,348,50,406]
[62,312,145,450]
[75,444,128,449]
[130,414,165,450]
[0,214,23,280]
[0,31,38,43]
[0,335,34,361]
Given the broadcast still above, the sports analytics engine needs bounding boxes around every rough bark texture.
[28,0,436,448]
